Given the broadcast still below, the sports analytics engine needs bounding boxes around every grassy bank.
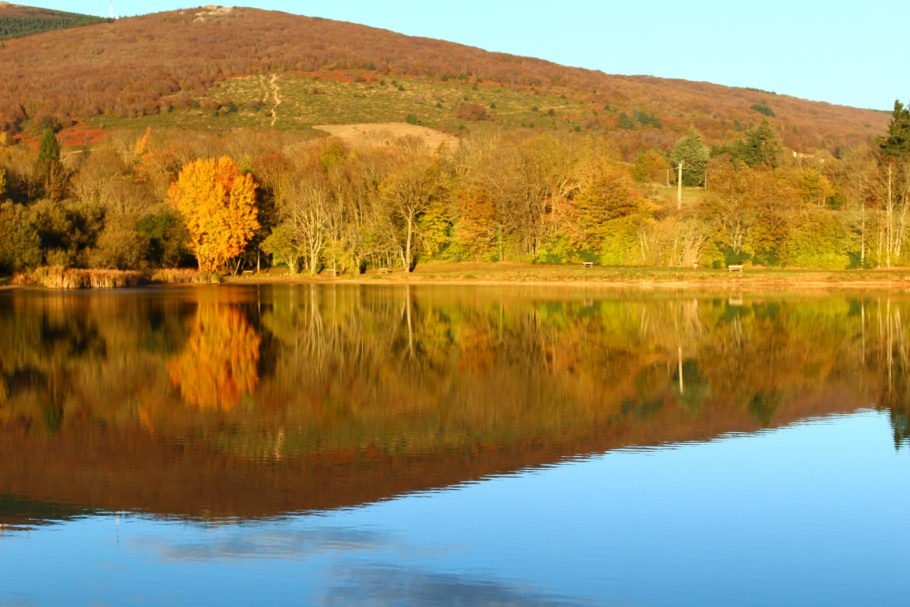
[7,263,910,291]
[224,262,910,292]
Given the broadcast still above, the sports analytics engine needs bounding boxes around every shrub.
[751,102,775,117]
[454,102,489,121]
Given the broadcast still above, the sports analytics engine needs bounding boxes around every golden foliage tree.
[166,156,259,272]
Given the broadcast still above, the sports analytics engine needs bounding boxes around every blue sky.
[21,1,908,111]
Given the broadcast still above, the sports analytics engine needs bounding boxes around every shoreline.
[6,263,910,292]
[221,263,910,293]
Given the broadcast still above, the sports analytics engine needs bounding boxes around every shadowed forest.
[1,286,908,521]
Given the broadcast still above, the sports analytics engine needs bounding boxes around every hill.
[0,5,889,154]
[0,2,107,41]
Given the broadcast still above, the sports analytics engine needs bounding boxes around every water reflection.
[320,566,593,607]
[168,304,261,411]
[0,286,908,522]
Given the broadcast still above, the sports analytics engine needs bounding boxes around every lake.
[0,284,907,606]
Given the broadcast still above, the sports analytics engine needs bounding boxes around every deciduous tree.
[379,153,444,271]
[165,156,259,273]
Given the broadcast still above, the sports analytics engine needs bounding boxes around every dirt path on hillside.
[270,73,282,127]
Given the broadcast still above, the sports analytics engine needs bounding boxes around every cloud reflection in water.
[321,565,596,607]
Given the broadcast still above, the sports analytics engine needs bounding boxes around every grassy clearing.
[313,122,457,150]
[88,70,606,136]
[651,185,711,210]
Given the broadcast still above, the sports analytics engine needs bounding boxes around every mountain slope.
[0,5,888,152]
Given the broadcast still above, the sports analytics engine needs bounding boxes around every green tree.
[877,100,910,266]
[0,201,42,273]
[35,128,66,200]
[879,100,910,158]
[137,207,192,268]
[734,120,784,168]
[670,128,710,187]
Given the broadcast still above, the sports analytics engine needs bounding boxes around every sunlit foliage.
[166,156,259,272]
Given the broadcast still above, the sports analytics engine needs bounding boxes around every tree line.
[1,103,910,277]
[0,11,108,42]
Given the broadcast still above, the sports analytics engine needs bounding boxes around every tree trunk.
[405,216,414,272]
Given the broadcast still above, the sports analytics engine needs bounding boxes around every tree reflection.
[168,304,261,410]
[3,287,910,519]
[864,298,910,449]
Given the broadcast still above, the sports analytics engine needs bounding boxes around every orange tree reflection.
[168,304,261,410]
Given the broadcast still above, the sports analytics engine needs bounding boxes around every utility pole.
[677,162,683,210]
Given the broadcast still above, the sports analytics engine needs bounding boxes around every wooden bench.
[377,268,392,274]
[727,264,744,272]
[582,261,594,268]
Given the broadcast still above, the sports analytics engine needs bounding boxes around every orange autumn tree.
[166,156,259,272]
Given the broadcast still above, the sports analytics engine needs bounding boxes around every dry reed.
[149,268,221,284]
[31,267,145,289]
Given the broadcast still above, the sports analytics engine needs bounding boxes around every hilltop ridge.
[0,6,888,153]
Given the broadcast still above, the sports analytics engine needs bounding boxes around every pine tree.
[670,128,710,187]
[734,120,783,168]
[880,100,910,158]
[35,128,66,200]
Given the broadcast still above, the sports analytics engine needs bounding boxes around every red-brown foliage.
[0,6,888,152]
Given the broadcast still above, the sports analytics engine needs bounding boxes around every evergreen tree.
[879,100,910,158]
[670,128,710,187]
[35,128,66,200]
[734,120,783,168]
[878,100,910,268]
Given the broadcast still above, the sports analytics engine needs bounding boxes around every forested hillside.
[0,3,107,41]
[0,6,886,150]
[0,5,906,278]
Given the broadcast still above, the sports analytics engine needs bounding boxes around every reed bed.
[149,268,220,284]
[31,267,146,289]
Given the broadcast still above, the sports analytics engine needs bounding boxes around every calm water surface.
[0,285,907,606]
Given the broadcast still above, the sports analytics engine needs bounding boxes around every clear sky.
[20,1,908,111]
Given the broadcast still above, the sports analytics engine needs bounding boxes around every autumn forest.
[0,6,907,279]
